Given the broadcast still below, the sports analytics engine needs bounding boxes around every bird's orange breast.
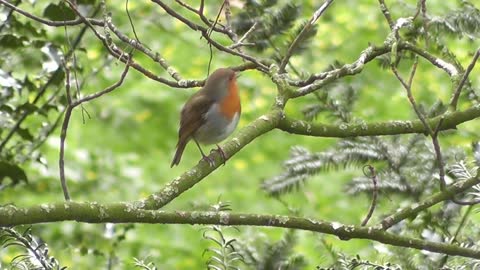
[219,79,241,119]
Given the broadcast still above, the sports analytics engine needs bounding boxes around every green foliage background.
[1,0,479,268]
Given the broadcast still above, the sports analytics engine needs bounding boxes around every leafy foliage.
[202,200,244,270]
[0,227,65,270]
[232,0,317,66]
[235,229,306,270]
[203,226,243,270]
[428,1,480,40]
[317,254,401,270]
[0,1,90,190]
[261,1,480,266]
[133,257,158,270]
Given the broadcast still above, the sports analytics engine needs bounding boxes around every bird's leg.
[211,144,227,166]
[193,138,214,167]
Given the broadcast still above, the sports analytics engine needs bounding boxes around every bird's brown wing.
[171,91,212,167]
[177,92,213,143]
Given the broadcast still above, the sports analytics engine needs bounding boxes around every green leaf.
[23,76,38,92]
[16,103,39,115]
[0,161,28,186]
[0,34,28,49]
[17,127,34,141]
[0,104,14,114]
[80,246,88,255]
[50,69,65,85]
[10,16,47,38]
[43,2,76,21]
[77,0,96,4]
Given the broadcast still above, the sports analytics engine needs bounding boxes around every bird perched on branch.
[171,68,241,167]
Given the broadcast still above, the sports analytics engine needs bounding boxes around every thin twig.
[205,1,226,74]
[361,165,378,226]
[175,0,232,37]
[392,58,447,190]
[451,197,480,205]
[62,4,88,123]
[450,48,480,111]
[432,118,447,191]
[59,65,72,201]
[413,0,428,25]
[0,0,20,32]
[228,22,257,49]
[58,56,132,200]
[380,176,480,229]
[392,61,431,135]
[222,0,239,46]
[65,0,190,87]
[174,0,197,13]
[279,0,334,73]
[438,205,473,267]
[378,0,394,30]
[0,0,103,26]
[125,0,140,42]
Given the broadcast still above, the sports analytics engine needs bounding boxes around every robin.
[171,68,241,167]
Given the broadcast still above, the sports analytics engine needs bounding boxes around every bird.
[171,68,241,167]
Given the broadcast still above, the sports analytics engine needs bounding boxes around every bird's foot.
[201,154,215,167]
[210,144,227,166]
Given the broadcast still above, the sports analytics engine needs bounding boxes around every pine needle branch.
[279,0,334,73]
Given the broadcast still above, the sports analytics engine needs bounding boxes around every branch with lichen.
[1,202,480,259]
[278,105,480,137]
[380,175,480,230]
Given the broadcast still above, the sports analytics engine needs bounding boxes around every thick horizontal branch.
[278,105,480,137]
[1,205,479,259]
[380,176,480,230]
[139,109,283,210]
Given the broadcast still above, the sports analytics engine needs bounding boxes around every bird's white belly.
[194,104,240,145]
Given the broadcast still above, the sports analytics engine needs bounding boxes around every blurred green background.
[1,0,479,268]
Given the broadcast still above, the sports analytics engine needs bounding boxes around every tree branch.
[1,205,480,259]
[278,105,480,138]
[289,41,459,96]
[378,0,395,30]
[151,0,269,71]
[449,47,480,111]
[380,176,480,230]
[59,57,132,200]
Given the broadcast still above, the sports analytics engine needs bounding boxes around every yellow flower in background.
[86,170,97,181]
[233,159,247,170]
[134,110,152,123]
[87,49,99,60]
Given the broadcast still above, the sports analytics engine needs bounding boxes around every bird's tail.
[171,139,188,167]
